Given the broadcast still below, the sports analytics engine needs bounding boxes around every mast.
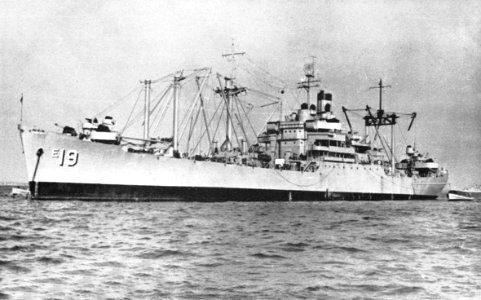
[391,124,395,172]
[143,80,151,142]
[215,76,246,151]
[225,78,233,151]
[297,56,320,106]
[221,41,245,79]
[369,79,391,120]
[364,79,398,169]
[220,42,245,151]
[173,74,184,155]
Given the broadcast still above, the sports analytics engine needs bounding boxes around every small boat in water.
[447,190,476,201]
[10,187,30,198]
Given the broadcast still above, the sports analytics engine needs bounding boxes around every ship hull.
[21,129,448,201]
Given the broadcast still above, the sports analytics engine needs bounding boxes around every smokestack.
[317,90,333,119]
[298,103,310,122]
[317,90,324,114]
[241,138,247,154]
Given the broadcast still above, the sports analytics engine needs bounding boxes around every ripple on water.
[366,236,410,244]
[320,260,353,266]
[338,283,425,295]
[132,272,152,279]
[103,280,122,286]
[250,252,286,259]
[279,242,309,252]
[90,243,111,249]
[0,244,47,252]
[37,256,64,265]
[0,234,35,241]
[92,261,125,268]
[0,260,31,273]
[312,244,367,253]
[1,199,481,299]
[380,285,427,296]
[193,262,223,268]
[64,269,96,276]
[136,249,195,259]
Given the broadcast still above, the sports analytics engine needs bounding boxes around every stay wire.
[191,99,224,156]
[94,85,142,119]
[121,87,144,134]
[148,84,173,133]
[244,55,288,86]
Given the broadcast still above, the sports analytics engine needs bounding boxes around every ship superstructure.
[19,55,448,201]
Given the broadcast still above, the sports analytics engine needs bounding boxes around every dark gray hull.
[30,181,438,201]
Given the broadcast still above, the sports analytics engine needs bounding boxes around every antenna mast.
[221,41,246,79]
[297,55,320,106]
[369,79,391,117]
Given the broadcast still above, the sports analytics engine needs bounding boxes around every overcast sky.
[1,0,480,188]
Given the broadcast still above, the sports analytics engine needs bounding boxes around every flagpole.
[20,93,23,126]
[18,93,25,154]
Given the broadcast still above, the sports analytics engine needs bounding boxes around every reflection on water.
[0,198,480,299]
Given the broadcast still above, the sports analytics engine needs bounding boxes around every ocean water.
[0,198,480,299]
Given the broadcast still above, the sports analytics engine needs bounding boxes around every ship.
[447,185,481,201]
[19,55,449,201]
[9,187,30,199]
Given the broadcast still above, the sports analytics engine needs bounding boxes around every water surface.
[1,198,480,299]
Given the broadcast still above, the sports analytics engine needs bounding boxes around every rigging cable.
[236,96,259,139]
[94,85,142,119]
[122,84,166,133]
[186,101,204,152]
[244,55,289,86]
[237,65,285,91]
[187,75,219,155]
[178,70,211,143]
[148,84,173,132]
[397,122,409,146]
[256,107,279,137]
[151,73,175,84]
[233,96,250,147]
[196,76,213,151]
[120,87,144,135]
[194,100,225,155]
[151,95,173,135]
